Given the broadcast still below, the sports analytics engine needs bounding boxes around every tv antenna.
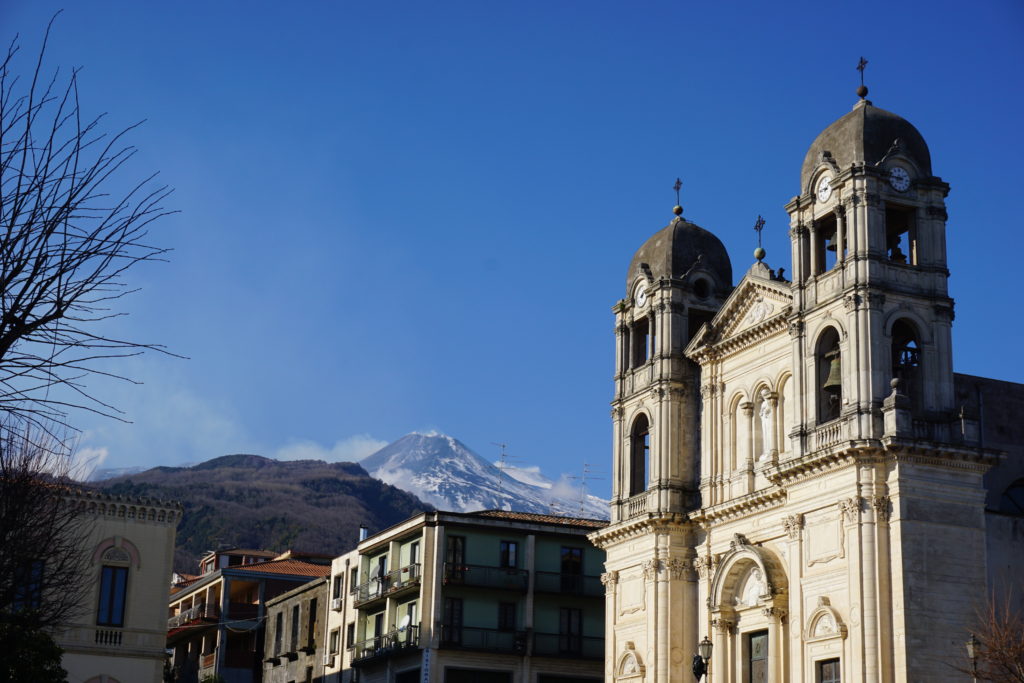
[492,442,520,505]
[564,463,605,516]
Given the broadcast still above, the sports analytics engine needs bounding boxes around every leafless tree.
[0,421,92,632]
[954,591,1024,682]
[0,14,175,436]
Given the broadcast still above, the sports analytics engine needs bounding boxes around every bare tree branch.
[0,14,178,435]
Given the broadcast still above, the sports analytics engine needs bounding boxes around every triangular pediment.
[687,261,793,358]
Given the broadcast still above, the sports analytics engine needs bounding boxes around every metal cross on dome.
[674,178,682,205]
[754,215,766,248]
[857,57,868,86]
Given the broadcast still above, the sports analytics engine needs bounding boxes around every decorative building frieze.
[837,496,864,523]
[762,606,788,622]
[871,495,892,522]
[782,513,805,540]
[692,557,716,577]
[642,558,662,581]
[711,617,736,634]
[729,533,751,551]
[666,557,694,581]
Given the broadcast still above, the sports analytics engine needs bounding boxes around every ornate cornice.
[692,486,787,525]
[588,512,693,548]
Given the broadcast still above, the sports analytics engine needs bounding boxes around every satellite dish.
[398,614,411,631]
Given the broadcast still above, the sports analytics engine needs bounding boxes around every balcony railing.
[168,603,220,629]
[534,572,603,597]
[625,491,649,518]
[200,652,216,670]
[442,563,528,591]
[94,629,123,646]
[353,563,422,606]
[813,419,845,449]
[532,632,604,659]
[351,625,420,663]
[440,626,526,653]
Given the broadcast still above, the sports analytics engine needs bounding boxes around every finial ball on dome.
[753,247,766,261]
[673,205,683,216]
[857,84,868,99]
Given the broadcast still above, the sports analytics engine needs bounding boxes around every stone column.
[809,221,820,276]
[600,571,619,683]
[741,401,755,493]
[836,204,846,264]
[763,606,787,682]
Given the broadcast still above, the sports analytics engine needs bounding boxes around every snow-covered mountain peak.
[360,433,608,519]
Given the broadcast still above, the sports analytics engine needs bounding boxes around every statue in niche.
[758,388,773,460]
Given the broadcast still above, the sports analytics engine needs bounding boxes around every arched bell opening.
[884,202,918,265]
[628,413,650,497]
[891,319,922,411]
[815,327,842,423]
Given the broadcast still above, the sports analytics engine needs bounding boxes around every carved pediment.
[686,268,792,359]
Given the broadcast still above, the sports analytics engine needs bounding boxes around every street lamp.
[692,635,713,681]
[965,633,979,683]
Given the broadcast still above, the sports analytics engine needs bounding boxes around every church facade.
[589,93,1024,682]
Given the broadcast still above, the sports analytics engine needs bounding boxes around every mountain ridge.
[361,432,609,519]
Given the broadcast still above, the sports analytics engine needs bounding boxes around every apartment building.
[167,548,331,683]
[323,510,607,683]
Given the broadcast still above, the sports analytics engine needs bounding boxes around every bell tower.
[610,203,733,520]
[591,197,732,683]
[784,85,954,451]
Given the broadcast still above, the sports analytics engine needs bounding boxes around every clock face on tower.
[889,167,910,192]
[635,283,648,308]
[816,175,833,203]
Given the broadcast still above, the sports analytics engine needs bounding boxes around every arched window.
[891,319,921,408]
[629,415,650,496]
[631,317,650,367]
[816,328,842,422]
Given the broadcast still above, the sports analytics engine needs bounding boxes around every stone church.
[589,90,1024,682]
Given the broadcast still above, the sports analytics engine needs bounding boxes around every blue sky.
[2,1,1022,498]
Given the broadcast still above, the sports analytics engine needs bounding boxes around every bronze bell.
[823,350,842,394]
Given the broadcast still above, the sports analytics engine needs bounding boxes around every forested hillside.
[97,454,431,572]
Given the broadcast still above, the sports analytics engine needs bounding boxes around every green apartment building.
[330,510,606,683]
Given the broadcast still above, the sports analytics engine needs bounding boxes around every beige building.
[58,490,182,683]
[589,91,1024,682]
[324,510,607,683]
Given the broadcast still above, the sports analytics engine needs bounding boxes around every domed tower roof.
[800,99,931,192]
[626,215,732,292]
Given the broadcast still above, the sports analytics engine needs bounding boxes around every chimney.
[358,525,369,542]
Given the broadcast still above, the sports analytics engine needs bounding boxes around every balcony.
[351,625,421,664]
[168,603,220,629]
[353,563,422,607]
[532,632,604,659]
[624,491,649,519]
[535,572,603,597]
[440,626,526,654]
[442,563,528,591]
[226,602,258,620]
[200,652,216,670]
